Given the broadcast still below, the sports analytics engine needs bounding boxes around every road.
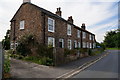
[72,50,119,78]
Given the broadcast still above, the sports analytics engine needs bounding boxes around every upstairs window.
[68,39,72,49]
[89,34,92,40]
[77,30,81,38]
[48,17,55,32]
[59,39,64,48]
[48,37,55,47]
[67,24,71,35]
[20,20,25,29]
[74,40,77,48]
[83,32,86,39]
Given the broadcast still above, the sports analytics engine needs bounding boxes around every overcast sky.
[0,0,119,42]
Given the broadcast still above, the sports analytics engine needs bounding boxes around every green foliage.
[36,44,53,59]
[2,30,10,50]
[79,48,88,54]
[64,48,77,57]
[88,49,92,56]
[16,34,34,56]
[4,59,10,73]
[104,29,120,48]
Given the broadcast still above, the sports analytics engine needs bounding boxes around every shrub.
[64,48,77,57]
[88,49,92,56]
[16,34,34,56]
[4,59,10,73]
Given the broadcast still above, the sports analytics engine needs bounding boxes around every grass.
[107,48,120,50]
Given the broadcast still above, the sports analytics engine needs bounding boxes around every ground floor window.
[68,39,72,49]
[48,37,55,47]
[78,42,81,48]
[90,43,92,48]
[59,38,64,48]
[83,42,86,48]
[87,42,89,48]
[74,40,77,48]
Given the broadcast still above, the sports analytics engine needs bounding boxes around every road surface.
[72,50,119,78]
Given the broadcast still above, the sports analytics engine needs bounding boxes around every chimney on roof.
[68,16,74,24]
[23,0,31,3]
[56,7,62,17]
[81,23,86,29]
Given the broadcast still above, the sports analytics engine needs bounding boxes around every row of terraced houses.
[10,0,96,51]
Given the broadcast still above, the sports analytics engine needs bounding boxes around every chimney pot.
[56,7,62,17]
[81,23,86,29]
[23,0,31,3]
[68,16,74,24]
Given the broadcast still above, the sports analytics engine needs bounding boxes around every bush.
[88,49,92,56]
[16,34,34,56]
[64,48,77,57]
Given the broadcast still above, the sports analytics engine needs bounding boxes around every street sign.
[0,42,3,79]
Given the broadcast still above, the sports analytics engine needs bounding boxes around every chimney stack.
[23,0,31,3]
[68,16,74,24]
[81,23,86,29]
[56,7,62,17]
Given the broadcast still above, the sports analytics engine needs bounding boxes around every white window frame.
[59,38,64,48]
[78,42,81,48]
[67,24,72,35]
[93,42,96,48]
[83,32,86,39]
[89,34,92,40]
[90,43,92,48]
[20,20,25,30]
[77,30,81,38]
[74,40,77,48]
[68,39,72,49]
[48,17,55,32]
[87,42,89,48]
[48,37,55,47]
[83,42,86,48]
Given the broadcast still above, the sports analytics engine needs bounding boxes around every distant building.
[10,0,96,53]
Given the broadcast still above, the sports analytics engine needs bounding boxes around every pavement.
[10,50,108,78]
[72,50,119,78]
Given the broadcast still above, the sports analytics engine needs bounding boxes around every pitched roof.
[10,2,95,35]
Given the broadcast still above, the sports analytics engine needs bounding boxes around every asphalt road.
[72,50,119,78]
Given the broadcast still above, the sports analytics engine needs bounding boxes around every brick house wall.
[10,2,96,55]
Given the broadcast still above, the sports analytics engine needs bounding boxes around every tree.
[2,30,10,50]
[104,29,120,48]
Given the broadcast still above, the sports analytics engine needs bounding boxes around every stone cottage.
[10,0,96,65]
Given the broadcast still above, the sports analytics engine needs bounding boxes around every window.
[10,42,14,49]
[89,34,92,40]
[67,24,71,35]
[68,39,72,49]
[83,42,86,48]
[90,43,92,48]
[48,37,55,47]
[87,42,89,48]
[77,30,81,38]
[48,17,55,32]
[20,20,25,29]
[59,39,64,48]
[93,35,94,41]
[74,40,77,48]
[78,42,81,48]
[83,32,86,39]
[93,42,96,48]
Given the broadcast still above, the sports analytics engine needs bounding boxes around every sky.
[0,0,119,42]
